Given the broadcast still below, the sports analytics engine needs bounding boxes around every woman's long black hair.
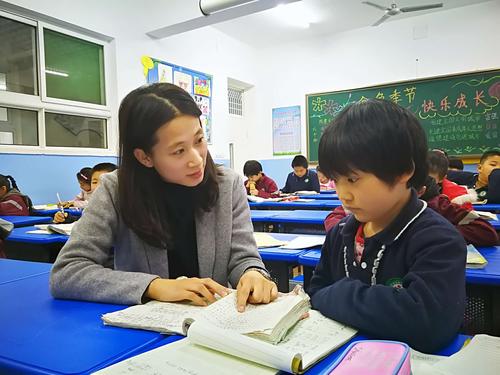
[118,83,220,247]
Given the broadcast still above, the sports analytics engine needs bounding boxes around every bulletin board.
[141,56,213,144]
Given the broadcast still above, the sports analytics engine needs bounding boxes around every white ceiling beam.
[146,0,302,39]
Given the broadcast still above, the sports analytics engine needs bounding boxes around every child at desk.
[474,149,500,203]
[72,167,93,208]
[0,174,33,216]
[427,150,476,209]
[309,99,466,353]
[243,160,278,198]
[50,83,277,311]
[316,166,336,191]
[53,163,118,223]
[281,155,320,193]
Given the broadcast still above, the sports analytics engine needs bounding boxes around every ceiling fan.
[362,1,443,26]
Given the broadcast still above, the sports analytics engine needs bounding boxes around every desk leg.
[303,266,313,292]
[263,260,291,293]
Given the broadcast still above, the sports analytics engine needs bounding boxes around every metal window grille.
[228,87,243,116]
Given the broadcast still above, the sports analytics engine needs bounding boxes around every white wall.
[251,0,500,162]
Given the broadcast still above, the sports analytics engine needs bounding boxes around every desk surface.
[251,210,329,225]
[300,246,500,286]
[297,193,338,200]
[258,233,323,262]
[250,200,340,210]
[473,203,500,212]
[0,259,52,285]
[6,225,69,244]
[0,215,52,227]
[489,219,500,230]
[0,273,166,375]
[33,207,83,216]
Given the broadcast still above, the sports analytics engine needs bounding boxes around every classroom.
[1,0,500,374]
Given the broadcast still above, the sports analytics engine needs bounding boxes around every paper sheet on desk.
[280,236,326,250]
[253,233,288,248]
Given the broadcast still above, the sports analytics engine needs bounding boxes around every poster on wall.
[272,105,301,156]
[141,56,213,144]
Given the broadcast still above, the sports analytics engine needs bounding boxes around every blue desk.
[0,258,52,285]
[7,225,69,244]
[0,272,169,374]
[33,207,83,217]
[250,200,340,211]
[297,193,338,200]
[489,219,500,230]
[251,210,328,234]
[320,190,336,194]
[4,226,68,263]
[258,233,322,293]
[473,203,500,212]
[0,215,52,227]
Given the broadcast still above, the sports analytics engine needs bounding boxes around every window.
[0,106,38,145]
[0,11,112,153]
[228,87,243,116]
[0,15,37,95]
[44,29,105,105]
[45,112,107,148]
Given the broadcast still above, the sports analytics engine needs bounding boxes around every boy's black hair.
[292,155,308,169]
[427,150,449,180]
[448,157,464,170]
[243,160,263,177]
[480,149,500,164]
[419,175,441,202]
[92,162,118,174]
[76,167,93,183]
[318,99,428,189]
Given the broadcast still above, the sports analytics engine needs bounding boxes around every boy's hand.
[250,188,259,196]
[145,277,229,306]
[236,270,278,312]
[53,211,68,223]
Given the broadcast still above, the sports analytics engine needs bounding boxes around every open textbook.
[95,310,357,375]
[102,288,311,344]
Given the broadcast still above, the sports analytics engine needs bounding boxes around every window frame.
[0,10,115,156]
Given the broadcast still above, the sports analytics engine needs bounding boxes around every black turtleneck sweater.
[163,183,200,279]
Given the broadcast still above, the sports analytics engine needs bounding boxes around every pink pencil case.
[326,340,411,375]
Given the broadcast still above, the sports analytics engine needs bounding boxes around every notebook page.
[428,334,500,375]
[101,301,205,334]
[277,310,357,370]
[195,291,309,334]
[254,232,288,248]
[280,235,326,250]
[187,319,296,372]
[92,339,277,375]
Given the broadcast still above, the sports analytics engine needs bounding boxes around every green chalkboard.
[306,69,500,162]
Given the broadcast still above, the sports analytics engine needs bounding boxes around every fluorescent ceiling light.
[272,2,316,28]
[45,69,69,78]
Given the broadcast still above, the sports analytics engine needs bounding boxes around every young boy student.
[243,160,278,198]
[50,83,277,311]
[427,150,476,209]
[474,149,500,203]
[53,163,118,223]
[309,99,466,353]
[281,155,320,193]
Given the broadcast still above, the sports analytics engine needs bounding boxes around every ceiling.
[211,0,493,48]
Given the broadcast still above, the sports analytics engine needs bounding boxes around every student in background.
[474,149,500,202]
[243,160,278,198]
[281,155,320,193]
[309,99,466,352]
[448,157,464,171]
[0,174,33,216]
[427,150,476,209]
[316,166,336,191]
[72,167,93,208]
[53,163,118,224]
[51,83,277,311]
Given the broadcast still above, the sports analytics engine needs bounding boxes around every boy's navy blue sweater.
[281,170,320,193]
[308,190,466,353]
